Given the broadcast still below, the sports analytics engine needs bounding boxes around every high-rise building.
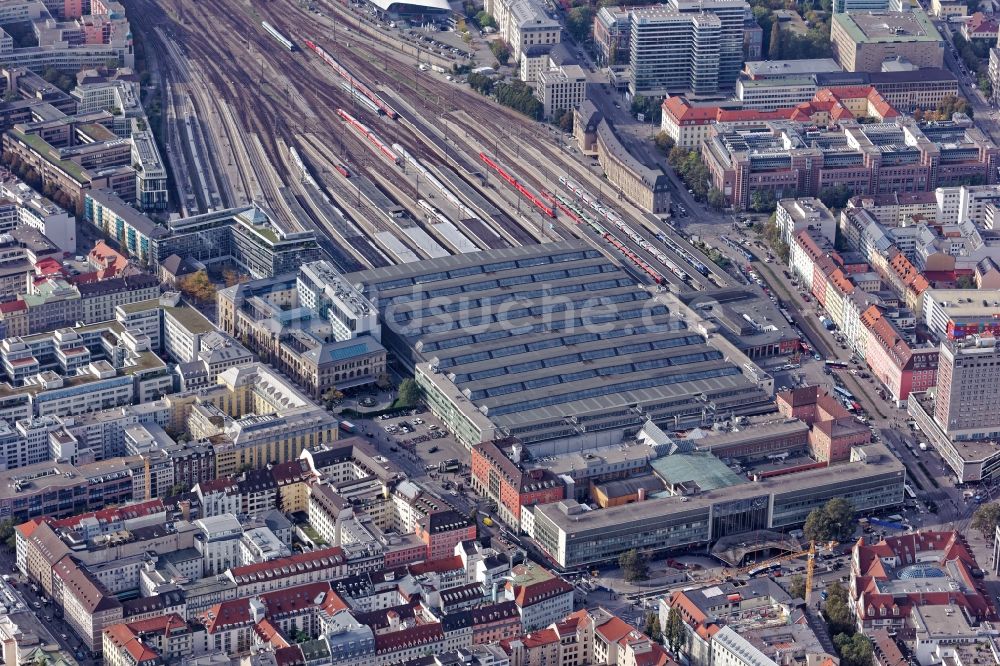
[934,336,1000,434]
[629,7,721,95]
[627,0,747,95]
[671,0,747,88]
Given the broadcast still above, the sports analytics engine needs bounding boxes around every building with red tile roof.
[373,622,445,662]
[224,546,347,596]
[962,11,999,40]
[103,622,162,666]
[471,439,565,528]
[507,563,574,631]
[661,87,898,148]
[500,627,561,665]
[861,305,939,405]
[850,531,996,634]
[202,582,346,657]
[102,613,203,666]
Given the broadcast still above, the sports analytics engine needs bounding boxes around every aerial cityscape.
[0,0,998,663]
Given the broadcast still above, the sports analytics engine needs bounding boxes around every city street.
[0,547,92,663]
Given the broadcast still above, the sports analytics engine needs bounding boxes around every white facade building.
[195,514,243,575]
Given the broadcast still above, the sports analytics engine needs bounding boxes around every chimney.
[638,487,646,502]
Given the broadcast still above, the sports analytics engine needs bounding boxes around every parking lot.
[348,409,480,514]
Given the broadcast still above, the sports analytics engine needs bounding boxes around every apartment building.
[831,10,945,72]
[860,305,938,406]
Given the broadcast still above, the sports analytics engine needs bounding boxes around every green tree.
[643,611,662,642]
[789,574,806,600]
[749,190,777,213]
[818,185,853,211]
[663,605,685,654]
[566,6,596,42]
[654,131,675,154]
[167,482,189,496]
[397,378,422,406]
[558,110,574,132]
[475,10,496,28]
[823,582,854,636]
[707,187,727,211]
[803,498,856,543]
[971,502,1000,538]
[489,40,511,65]
[619,548,649,582]
[834,633,874,666]
[0,518,16,551]
[768,22,783,59]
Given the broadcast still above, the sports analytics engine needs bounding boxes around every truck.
[430,64,446,74]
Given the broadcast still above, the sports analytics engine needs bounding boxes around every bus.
[825,360,848,369]
[339,421,357,434]
[904,483,917,500]
[834,386,854,401]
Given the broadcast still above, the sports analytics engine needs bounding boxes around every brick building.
[471,440,565,529]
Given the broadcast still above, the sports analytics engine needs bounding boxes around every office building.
[933,335,1000,435]
[485,0,560,61]
[0,175,75,253]
[833,0,890,12]
[931,0,968,17]
[530,438,903,567]
[595,120,670,214]
[702,119,999,210]
[217,262,386,401]
[593,6,630,66]
[628,7,722,95]
[537,65,587,119]
[908,336,1000,483]
[922,288,1000,341]
[831,10,944,72]
[346,241,773,450]
[663,86,897,148]
[84,189,319,279]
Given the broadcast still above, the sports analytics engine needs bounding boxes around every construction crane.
[722,540,838,604]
